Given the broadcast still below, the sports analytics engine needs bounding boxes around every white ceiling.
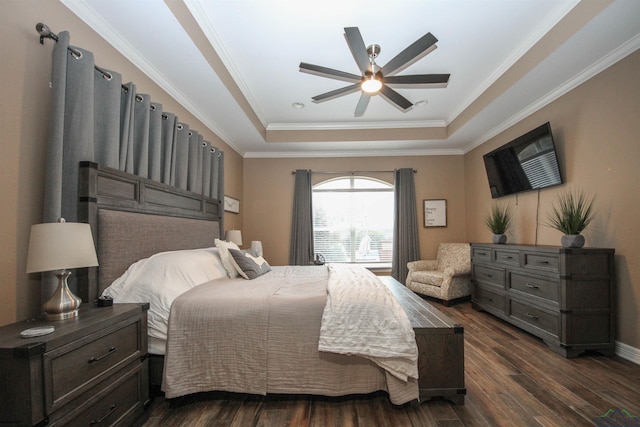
[61,0,640,158]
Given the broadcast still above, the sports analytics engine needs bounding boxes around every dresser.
[0,303,149,426]
[470,243,615,358]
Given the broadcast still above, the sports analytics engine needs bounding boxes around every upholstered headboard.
[77,162,223,302]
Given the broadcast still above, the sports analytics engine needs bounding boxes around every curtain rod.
[36,23,113,81]
[291,169,416,175]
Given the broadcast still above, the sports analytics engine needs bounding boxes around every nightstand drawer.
[44,320,142,411]
[51,361,147,427]
[510,273,559,303]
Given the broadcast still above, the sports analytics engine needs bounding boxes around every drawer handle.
[526,313,539,320]
[503,256,513,260]
[484,274,493,278]
[90,404,117,425]
[88,346,117,364]
[525,284,539,289]
[537,260,550,265]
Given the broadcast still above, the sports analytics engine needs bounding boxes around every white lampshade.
[250,241,263,257]
[26,221,99,273]
[225,229,243,246]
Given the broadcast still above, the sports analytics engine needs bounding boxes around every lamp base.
[43,270,82,320]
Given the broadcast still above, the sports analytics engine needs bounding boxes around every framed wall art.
[224,196,240,214]
[424,199,447,227]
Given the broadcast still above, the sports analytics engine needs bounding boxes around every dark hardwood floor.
[142,300,640,426]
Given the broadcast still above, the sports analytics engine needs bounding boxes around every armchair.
[406,243,471,305]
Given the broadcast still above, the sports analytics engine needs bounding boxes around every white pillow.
[214,238,241,278]
[102,247,228,346]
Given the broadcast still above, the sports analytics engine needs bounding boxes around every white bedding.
[319,264,418,381]
[101,247,228,353]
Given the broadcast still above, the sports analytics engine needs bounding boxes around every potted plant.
[546,189,595,248]
[484,203,512,244]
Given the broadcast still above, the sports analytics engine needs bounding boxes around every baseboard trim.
[615,341,640,365]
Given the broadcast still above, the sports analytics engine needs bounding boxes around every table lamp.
[225,229,243,246]
[26,219,99,320]
[250,241,263,257]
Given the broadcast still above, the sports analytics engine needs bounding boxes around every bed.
[76,162,465,406]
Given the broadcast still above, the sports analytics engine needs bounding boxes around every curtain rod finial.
[36,23,58,45]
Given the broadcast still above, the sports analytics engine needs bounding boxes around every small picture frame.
[424,199,447,227]
[224,196,240,214]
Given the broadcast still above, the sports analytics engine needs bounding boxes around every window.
[313,176,393,264]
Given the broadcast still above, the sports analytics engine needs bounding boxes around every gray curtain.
[42,31,224,300]
[391,168,420,284]
[289,170,314,265]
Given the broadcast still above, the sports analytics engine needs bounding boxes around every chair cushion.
[410,270,444,287]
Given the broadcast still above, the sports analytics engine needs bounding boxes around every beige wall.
[464,50,640,349]
[242,156,466,267]
[0,1,242,324]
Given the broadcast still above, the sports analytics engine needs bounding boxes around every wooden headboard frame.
[77,161,223,303]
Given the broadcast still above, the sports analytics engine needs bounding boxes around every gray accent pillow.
[228,249,272,279]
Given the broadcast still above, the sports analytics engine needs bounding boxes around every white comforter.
[319,264,419,382]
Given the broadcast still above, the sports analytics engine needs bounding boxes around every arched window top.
[314,176,393,191]
[312,176,393,265]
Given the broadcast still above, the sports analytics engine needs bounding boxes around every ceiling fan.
[299,27,450,117]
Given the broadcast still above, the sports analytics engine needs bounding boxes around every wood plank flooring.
[142,300,640,427]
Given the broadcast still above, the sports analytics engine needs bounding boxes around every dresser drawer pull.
[537,260,550,265]
[484,273,493,278]
[88,346,117,363]
[502,255,514,260]
[90,404,117,425]
[525,284,539,289]
[526,313,539,320]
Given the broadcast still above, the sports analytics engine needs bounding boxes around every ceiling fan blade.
[384,74,450,88]
[311,83,361,103]
[380,32,438,76]
[354,93,371,117]
[379,85,413,111]
[344,27,370,74]
[299,62,362,83]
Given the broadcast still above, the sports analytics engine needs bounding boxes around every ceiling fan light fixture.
[361,74,382,93]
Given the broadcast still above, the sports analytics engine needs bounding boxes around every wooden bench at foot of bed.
[379,276,466,405]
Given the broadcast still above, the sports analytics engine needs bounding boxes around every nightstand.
[0,303,149,426]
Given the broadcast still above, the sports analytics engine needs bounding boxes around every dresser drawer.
[474,285,505,312]
[493,249,520,267]
[523,251,559,273]
[510,273,559,303]
[472,264,505,287]
[509,299,558,336]
[44,320,142,411]
[472,247,492,262]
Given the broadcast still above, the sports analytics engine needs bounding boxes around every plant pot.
[492,234,507,244]
[561,234,585,248]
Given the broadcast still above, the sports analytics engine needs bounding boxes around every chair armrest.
[448,264,471,276]
[407,259,437,272]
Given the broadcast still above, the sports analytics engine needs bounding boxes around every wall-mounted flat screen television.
[483,122,562,199]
